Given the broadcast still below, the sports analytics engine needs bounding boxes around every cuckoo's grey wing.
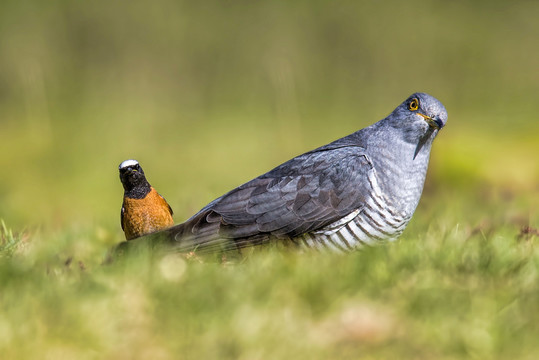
[169,143,376,252]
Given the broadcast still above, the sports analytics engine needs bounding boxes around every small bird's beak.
[418,112,444,130]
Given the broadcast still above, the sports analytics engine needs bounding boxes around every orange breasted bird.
[119,159,174,240]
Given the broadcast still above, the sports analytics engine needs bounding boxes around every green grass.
[0,190,537,359]
[0,220,23,257]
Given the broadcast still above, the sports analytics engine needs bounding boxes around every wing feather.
[174,145,374,250]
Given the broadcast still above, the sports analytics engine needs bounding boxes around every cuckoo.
[118,92,447,256]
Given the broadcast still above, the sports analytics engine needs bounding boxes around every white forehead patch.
[119,159,139,169]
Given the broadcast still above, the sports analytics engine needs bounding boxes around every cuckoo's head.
[386,92,447,144]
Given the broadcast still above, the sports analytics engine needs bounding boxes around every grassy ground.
[1,188,537,359]
[1,1,538,359]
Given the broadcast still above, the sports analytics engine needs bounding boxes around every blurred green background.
[0,0,537,233]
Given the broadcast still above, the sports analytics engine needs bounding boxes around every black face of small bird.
[119,160,151,199]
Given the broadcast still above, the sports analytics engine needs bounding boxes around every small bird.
[122,92,447,255]
[119,159,174,240]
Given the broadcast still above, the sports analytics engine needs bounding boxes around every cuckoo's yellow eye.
[408,98,419,111]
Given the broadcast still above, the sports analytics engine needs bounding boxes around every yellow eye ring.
[408,98,419,111]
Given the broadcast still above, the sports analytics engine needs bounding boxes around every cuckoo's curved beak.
[418,112,444,130]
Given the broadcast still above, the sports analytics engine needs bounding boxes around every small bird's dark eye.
[408,98,419,111]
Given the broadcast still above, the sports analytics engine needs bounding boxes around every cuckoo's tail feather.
[108,219,275,261]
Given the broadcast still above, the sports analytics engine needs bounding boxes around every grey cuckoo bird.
[117,92,447,256]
